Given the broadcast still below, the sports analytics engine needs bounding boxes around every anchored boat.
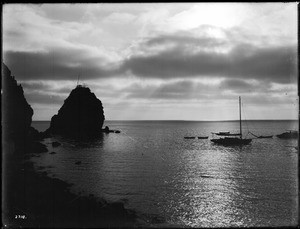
[184,136,196,139]
[198,136,209,139]
[211,97,252,146]
[277,130,298,139]
[257,135,273,139]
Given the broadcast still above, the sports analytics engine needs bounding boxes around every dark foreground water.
[32,120,298,227]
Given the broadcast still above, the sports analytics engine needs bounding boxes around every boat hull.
[215,133,241,136]
[258,135,273,139]
[211,138,252,146]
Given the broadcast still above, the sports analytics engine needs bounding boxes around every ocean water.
[31,120,298,227]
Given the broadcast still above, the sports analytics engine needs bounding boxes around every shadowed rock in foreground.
[46,85,105,138]
[2,63,33,148]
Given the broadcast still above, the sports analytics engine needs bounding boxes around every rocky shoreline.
[2,63,141,227]
[3,133,140,228]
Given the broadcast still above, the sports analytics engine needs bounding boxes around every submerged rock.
[46,85,105,138]
[103,126,110,133]
[52,141,61,147]
[102,126,114,133]
[102,126,120,133]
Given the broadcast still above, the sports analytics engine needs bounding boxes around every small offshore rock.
[103,126,110,133]
[52,141,61,147]
[102,126,121,133]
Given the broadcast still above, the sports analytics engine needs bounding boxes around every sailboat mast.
[239,96,242,139]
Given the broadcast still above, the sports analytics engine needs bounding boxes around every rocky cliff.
[2,63,33,146]
[46,85,105,138]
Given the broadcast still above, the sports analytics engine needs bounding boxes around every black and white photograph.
[2,3,298,228]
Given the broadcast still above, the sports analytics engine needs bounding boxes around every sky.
[3,3,298,121]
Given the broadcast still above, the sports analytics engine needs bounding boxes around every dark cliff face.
[47,85,105,138]
[2,63,33,144]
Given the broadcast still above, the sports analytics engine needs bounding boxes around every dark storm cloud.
[4,49,120,81]
[230,44,297,83]
[123,38,297,84]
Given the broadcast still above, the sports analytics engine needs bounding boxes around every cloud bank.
[2,3,298,120]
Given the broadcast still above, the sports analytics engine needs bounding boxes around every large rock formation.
[46,85,105,138]
[2,63,36,227]
[2,63,33,146]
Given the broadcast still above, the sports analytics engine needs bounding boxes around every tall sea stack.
[46,85,105,138]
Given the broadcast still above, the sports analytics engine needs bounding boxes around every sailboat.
[211,97,252,146]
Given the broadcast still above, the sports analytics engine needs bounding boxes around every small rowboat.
[198,136,208,139]
[257,135,273,138]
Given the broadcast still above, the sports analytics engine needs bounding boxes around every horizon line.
[32,119,299,122]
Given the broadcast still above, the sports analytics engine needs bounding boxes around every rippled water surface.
[32,120,298,227]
